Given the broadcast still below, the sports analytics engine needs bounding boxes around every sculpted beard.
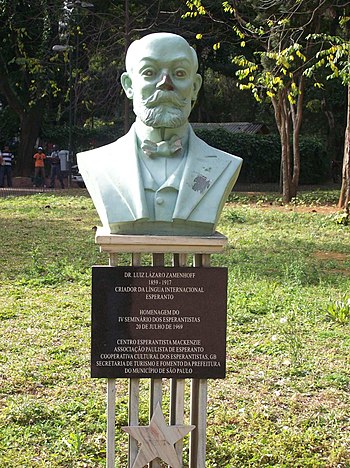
[134,90,191,128]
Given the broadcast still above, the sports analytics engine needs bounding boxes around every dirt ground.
[234,182,342,214]
[227,201,339,214]
[253,203,339,214]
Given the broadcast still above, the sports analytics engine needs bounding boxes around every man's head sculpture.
[78,32,242,236]
[121,33,202,130]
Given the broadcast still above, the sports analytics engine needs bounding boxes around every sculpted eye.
[175,69,187,78]
[142,68,155,77]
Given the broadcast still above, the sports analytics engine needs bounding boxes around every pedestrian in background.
[48,145,64,189]
[33,147,46,187]
[1,145,14,187]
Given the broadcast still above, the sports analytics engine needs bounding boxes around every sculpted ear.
[191,73,202,102]
[121,72,134,99]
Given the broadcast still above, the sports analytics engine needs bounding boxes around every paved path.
[0,187,66,197]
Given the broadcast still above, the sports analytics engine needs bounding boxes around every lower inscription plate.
[91,266,227,379]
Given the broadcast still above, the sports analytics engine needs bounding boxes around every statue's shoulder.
[77,129,134,163]
[190,128,243,166]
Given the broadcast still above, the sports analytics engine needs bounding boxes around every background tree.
[183,0,342,202]
[0,0,347,183]
[0,1,180,173]
[42,4,193,151]
[305,15,350,212]
[0,0,63,175]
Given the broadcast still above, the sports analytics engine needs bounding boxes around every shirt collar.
[139,153,187,192]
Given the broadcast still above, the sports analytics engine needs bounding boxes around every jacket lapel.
[173,128,231,220]
[102,126,149,221]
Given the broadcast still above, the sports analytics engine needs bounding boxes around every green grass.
[228,187,341,205]
[0,189,349,467]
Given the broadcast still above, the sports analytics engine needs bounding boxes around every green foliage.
[234,44,307,104]
[22,245,89,286]
[195,128,330,184]
[305,31,350,86]
[327,296,350,324]
[332,211,350,226]
[275,309,305,372]
[0,108,20,148]
[228,189,340,206]
[186,1,313,104]
[42,123,124,154]
[298,136,331,184]
[0,1,62,106]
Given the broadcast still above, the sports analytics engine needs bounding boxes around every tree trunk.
[272,92,292,203]
[338,84,350,212]
[124,0,131,133]
[290,75,305,199]
[17,105,43,176]
[0,69,44,176]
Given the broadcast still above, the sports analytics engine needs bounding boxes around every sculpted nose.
[156,73,174,91]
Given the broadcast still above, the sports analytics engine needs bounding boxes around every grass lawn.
[0,188,349,467]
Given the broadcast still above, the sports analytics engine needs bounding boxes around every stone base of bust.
[108,219,215,236]
[95,227,227,254]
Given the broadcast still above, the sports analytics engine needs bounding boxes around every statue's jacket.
[78,124,242,235]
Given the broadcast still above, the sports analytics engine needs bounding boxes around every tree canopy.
[183,0,348,201]
[305,15,350,210]
[0,0,348,197]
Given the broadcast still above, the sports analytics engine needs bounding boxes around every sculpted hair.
[125,33,199,74]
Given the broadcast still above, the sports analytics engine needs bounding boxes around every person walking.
[48,145,65,188]
[33,147,46,187]
[1,145,14,187]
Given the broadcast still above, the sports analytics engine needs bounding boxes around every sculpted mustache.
[142,90,188,108]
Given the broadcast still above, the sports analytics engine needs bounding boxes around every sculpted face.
[121,33,202,128]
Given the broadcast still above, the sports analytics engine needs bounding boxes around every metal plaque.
[91,266,227,379]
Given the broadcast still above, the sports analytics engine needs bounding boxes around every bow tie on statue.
[141,135,183,158]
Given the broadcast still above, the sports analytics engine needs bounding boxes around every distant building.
[191,122,270,135]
